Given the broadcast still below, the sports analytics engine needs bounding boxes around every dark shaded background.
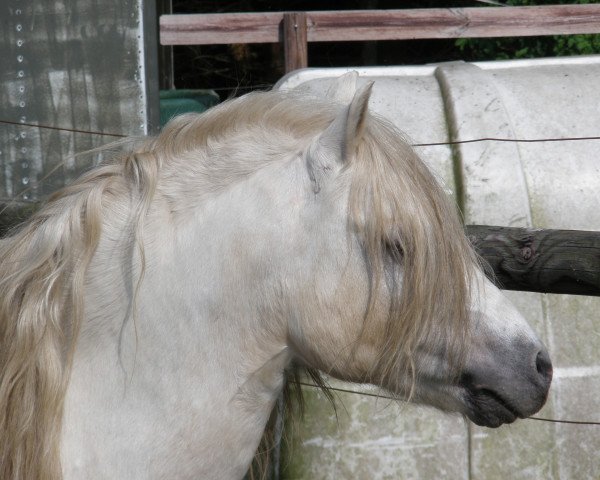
[165,0,600,98]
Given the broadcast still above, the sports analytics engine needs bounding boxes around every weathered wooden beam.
[283,12,308,73]
[466,225,600,297]
[307,5,600,42]
[160,5,600,46]
[161,12,280,46]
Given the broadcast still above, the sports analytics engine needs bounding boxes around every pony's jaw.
[452,289,552,427]
[389,279,552,429]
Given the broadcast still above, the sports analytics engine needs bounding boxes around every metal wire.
[412,135,600,147]
[3,117,600,148]
[0,119,127,138]
[294,381,600,426]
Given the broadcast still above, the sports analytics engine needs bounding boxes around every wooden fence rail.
[160,5,600,71]
[466,225,600,297]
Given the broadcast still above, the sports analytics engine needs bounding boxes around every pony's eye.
[386,240,404,258]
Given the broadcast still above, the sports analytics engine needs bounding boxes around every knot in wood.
[521,246,533,262]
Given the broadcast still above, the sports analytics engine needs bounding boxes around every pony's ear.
[307,82,374,193]
[326,71,359,103]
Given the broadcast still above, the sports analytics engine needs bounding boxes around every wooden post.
[282,12,308,73]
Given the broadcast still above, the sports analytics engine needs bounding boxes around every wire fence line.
[0,119,128,138]
[2,116,599,209]
[3,118,600,148]
[293,381,600,427]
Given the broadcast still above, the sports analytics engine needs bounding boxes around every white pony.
[0,74,551,479]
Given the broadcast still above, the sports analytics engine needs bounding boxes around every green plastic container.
[159,89,220,127]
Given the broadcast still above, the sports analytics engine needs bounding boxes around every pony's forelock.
[348,117,478,394]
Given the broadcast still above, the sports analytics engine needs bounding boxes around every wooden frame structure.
[160,4,600,72]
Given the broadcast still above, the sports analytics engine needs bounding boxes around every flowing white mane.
[152,91,338,211]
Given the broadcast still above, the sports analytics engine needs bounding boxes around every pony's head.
[153,73,551,428]
[250,73,551,428]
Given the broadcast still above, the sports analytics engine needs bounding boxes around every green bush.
[455,0,600,61]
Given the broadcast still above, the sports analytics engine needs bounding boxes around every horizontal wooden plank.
[466,225,600,296]
[160,5,600,45]
[160,12,282,45]
[309,5,600,42]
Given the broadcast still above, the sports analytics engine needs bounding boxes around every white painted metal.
[0,0,159,203]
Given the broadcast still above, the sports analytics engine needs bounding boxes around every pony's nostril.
[535,349,553,382]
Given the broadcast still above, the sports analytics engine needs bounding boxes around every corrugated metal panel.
[0,0,159,202]
[276,56,600,479]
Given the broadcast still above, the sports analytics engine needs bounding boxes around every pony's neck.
[61,188,290,479]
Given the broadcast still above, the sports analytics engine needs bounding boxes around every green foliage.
[455,0,600,61]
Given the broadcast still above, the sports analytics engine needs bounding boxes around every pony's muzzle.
[460,340,553,428]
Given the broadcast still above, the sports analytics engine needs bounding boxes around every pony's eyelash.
[384,239,404,258]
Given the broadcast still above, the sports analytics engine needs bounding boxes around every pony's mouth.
[459,375,523,428]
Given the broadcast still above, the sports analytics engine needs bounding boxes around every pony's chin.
[462,387,522,428]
